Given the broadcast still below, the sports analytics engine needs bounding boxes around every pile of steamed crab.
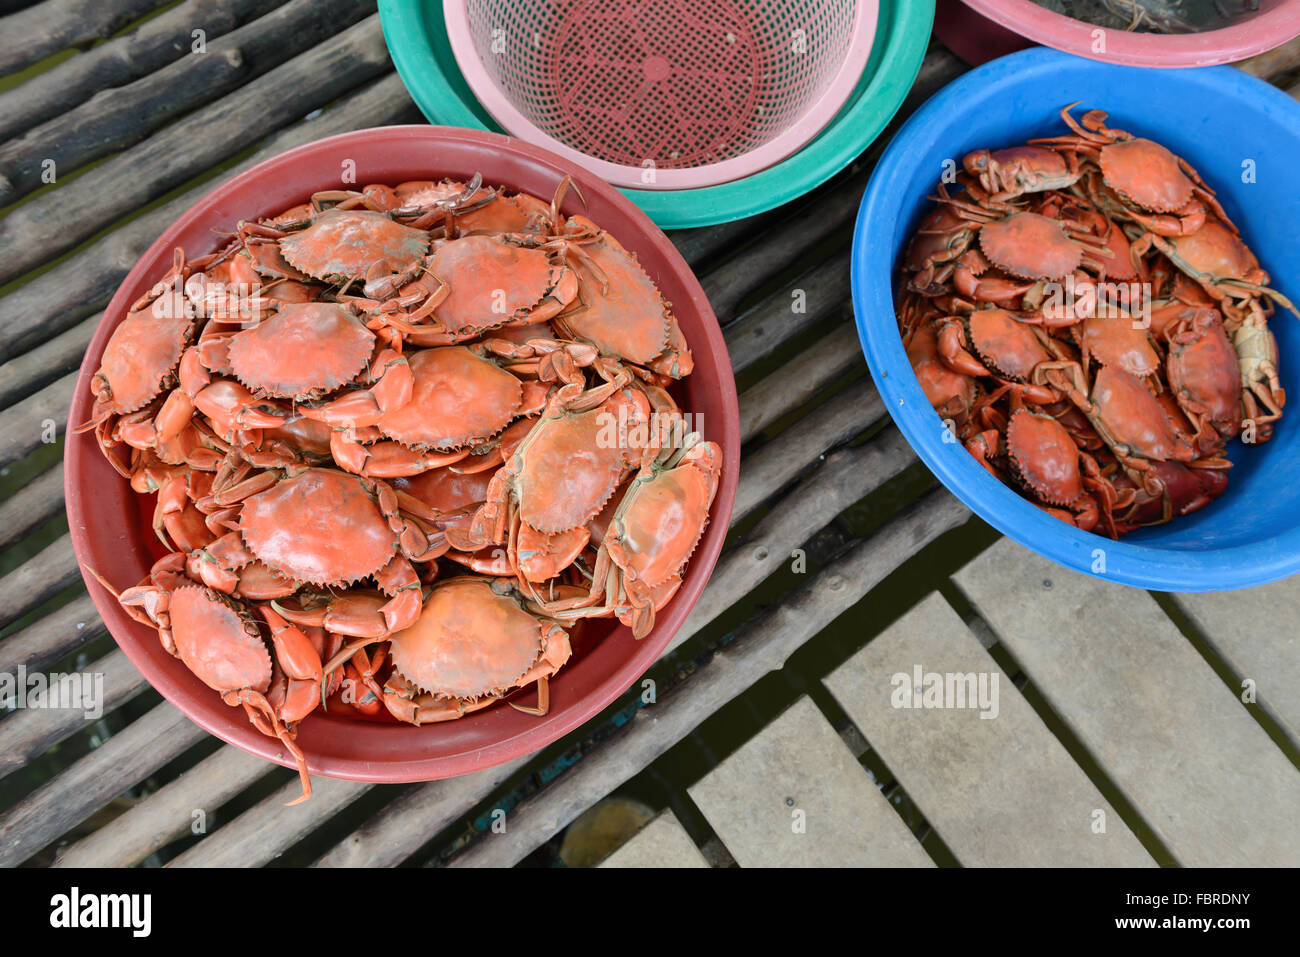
[900,103,1294,538]
[80,174,722,803]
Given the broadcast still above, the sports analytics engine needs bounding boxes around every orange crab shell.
[238,468,400,586]
[278,209,429,281]
[978,212,1082,281]
[607,440,722,590]
[1077,314,1161,379]
[967,308,1052,382]
[1166,310,1242,442]
[96,300,196,414]
[908,323,976,416]
[515,389,648,534]
[168,585,272,694]
[387,578,566,699]
[1099,138,1193,214]
[394,466,494,516]
[1167,218,1261,283]
[1091,365,1192,462]
[1005,409,1083,508]
[226,302,375,400]
[555,217,673,366]
[427,235,575,334]
[377,346,524,452]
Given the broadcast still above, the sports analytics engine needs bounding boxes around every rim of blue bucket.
[378,0,934,229]
[852,46,1300,593]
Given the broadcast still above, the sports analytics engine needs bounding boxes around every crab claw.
[194,380,289,432]
[259,604,324,683]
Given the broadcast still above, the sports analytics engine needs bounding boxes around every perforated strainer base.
[547,0,763,169]
[445,0,877,189]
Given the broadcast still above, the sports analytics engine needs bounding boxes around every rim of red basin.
[65,124,740,784]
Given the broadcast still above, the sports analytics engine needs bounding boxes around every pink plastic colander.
[443,0,878,190]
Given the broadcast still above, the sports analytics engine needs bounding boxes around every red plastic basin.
[935,0,1300,68]
[66,125,740,784]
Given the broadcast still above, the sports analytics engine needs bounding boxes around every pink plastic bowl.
[443,0,878,190]
[66,125,740,785]
[937,0,1300,68]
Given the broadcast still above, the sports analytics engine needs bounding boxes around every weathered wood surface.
[0,318,96,409]
[955,538,1300,867]
[168,773,371,867]
[738,322,863,441]
[723,254,850,375]
[734,380,883,522]
[55,744,273,867]
[0,649,146,778]
[312,756,531,868]
[0,462,62,552]
[0,0,173,78]
[1172,582,1300,750]
[0,0,376,205]
[0,701,206,868]
[825,593,1153,867]
[0,0,286,141]
[0,593,104,677]
[598,810,709,868]
[0,534,78,631]
[690,697,933,867]
[0,372,74,469]
[671,428,919,656]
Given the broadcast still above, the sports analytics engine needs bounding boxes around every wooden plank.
[0,701,205,867]
[0,593,104,677]
[0,648,147,778]
[700,175,862,325]
[954,537,1300,867]
[55,744,272,867]
[0,534,79,631]
[734,379,882,523]
[0,461,62,552]
[689,697,932,867]
[824,593,1153,866]
[447,491,969,867]
[0,0,376,205]
[312,757,529,867]
[0,314,94,409]
[168,773,372,867]
[668,214,772,272]
[0,15,391,285]
[598,810,708,868]
[0,372,73,470]
[0,0,172,78]
[0,0,286,141]
[1172,583,1300,750]
[738,321,863,441]
[723,253,850,376]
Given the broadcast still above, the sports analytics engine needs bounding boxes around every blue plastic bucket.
[852,47,1300,591]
